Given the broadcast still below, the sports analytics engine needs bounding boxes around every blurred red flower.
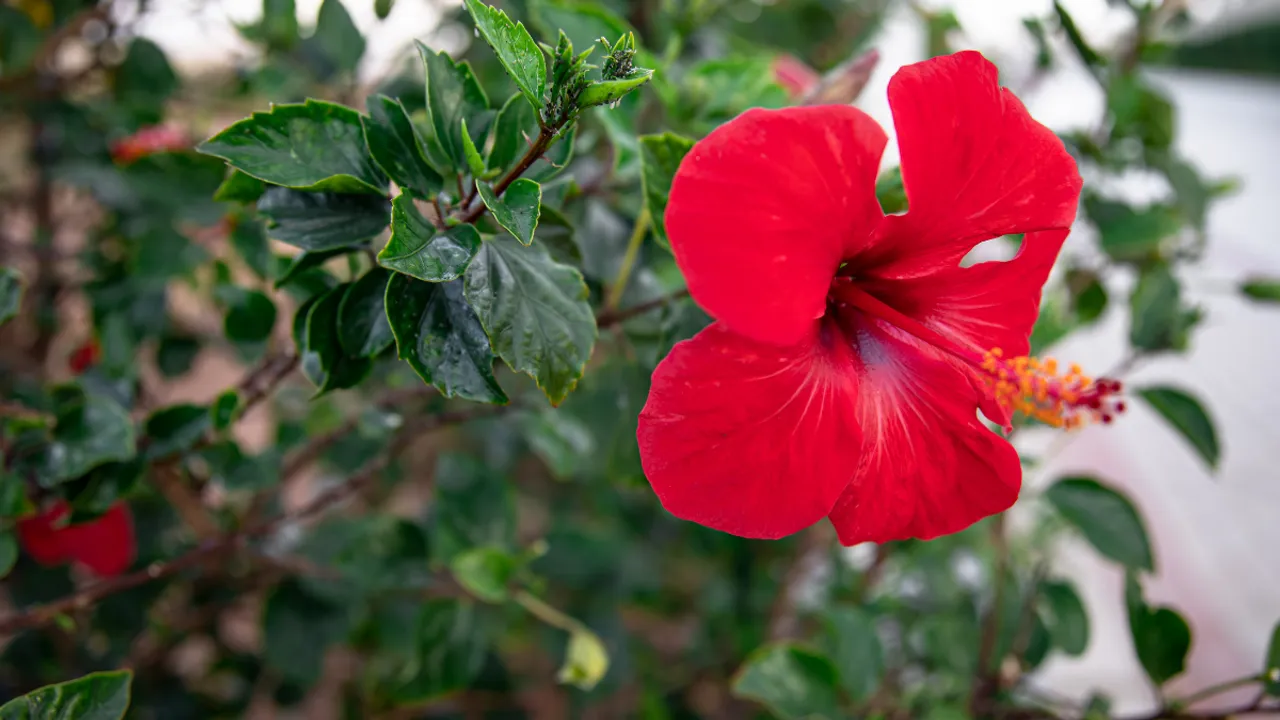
[110,124,190,164]
[17,501,137,577]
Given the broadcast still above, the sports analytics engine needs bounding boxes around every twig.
[596,288,691,327]
[972,514,1010,715]
[234,352,300,419]
[604,208,652,311]
[456,126,558,225]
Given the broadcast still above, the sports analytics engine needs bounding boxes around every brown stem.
[596,288,691,327]
[456,126,557,225]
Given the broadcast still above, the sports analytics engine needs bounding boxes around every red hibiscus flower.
[637,51,1122,545]
[68,338,101,375]
[16,501,137,577]
[109,124,190,164]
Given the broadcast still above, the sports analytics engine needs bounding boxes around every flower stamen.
[979,348,1125,430]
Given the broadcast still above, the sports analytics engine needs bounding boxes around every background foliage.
[1,0,1278,718]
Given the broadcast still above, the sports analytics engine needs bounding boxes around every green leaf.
[580,68,654,107]
[213,169,266,203]
[464,0,546,109]
[375,0,395,19]
[200,441,272,491]
[451,545,517,603]
[0,266,24,326]
[731,644,840,720]
[0,7,41,76]
[1045,476,1154,571]
[392,599,491,702]
[418,42,493,173]
[156,333,200,378]
[1136,386,1219,470]
[275,247,350,290]
[1264,620,1280,695]
[1242,278,1280,303]
[1130,263,1197,352]
[1125,574,1191,685]
[477,179,541,246]
[0,670,133,720]
[821,607,884,701]
[1108,74,1175,150]
[385,274,507,404]
[260,0,298,50]
[211,391,238,431]
[258,186,390,252]
[115,38,177,123]
[1038,580,1090,656]
[223,289,277,345]
[379,193,482,281]
[229,216,273,280]
[431,454,514,561]
[143,404,211,460]
[307,286,374,394]
[39,389,137,487]
[338,268,395,357]
[460,117,487,178]
[522,409,593,479]
[464,236,596,405]
[1085,195,1181,262]
[263,579,351,687]
[559,626,609,691]
[313,0,364,74]
[362,95,443,198]
[198,99,387,194]
[0,532,16,578]
[529,0,631,59]
[1053,1,1103,67]
[638,133,693,249]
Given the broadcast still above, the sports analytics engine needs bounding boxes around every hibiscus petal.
[61,502,136,577]
[666,106,887,346]
[863,228,1069,359]
[16,504,71,567]
[862,51,1081,279]
[637,321,861,539]
[827,321,1021,545]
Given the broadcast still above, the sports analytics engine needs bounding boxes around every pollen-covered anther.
[979,348,1125,430]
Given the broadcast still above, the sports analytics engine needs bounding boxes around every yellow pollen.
[980,348,1125,431]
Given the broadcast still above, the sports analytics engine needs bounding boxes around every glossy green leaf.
[143,404,210,460]
[223,289,277,345]
[464,0,546,109]
[1137,386,1219,470]
[731,644,840,720]
[392,599,492,702]
[313,0,364,73]
[638,133,693,248]
[0,266,23,326]
[418,42,492,173]
[451,545,517,603]
[821,606,883,700]
[1130,263,1197,352]
[464,236,596,405]
[1264,620,1280,695]
[379,193,482,281]
[385,274,506,404]
[338,268,395,357]
[1241,278,1280,303]
[1085,195,1180,262]
[431,454,514,561]
[0,670,133,720]
[477,179,541,246]
[312,286,374,394]
[198,99,387,193]
[580,68,654,107]
[38,389,137,487]
[213,169,266,203]
[1039,580,1090,656]
[1046,476,1154,571]
[460,117,486,178]
[263,579,351,686]
[362,94,443,198]
[211,391,238,431]
[0,532,16,579]
[258,186,390,252]
[1125,574,1191,685]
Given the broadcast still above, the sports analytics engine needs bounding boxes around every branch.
[456,126,558,225]
[972,514,1011,715]
[596,288,691,327]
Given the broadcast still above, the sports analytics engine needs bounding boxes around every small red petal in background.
[109,125,190,164]
[15,501,136,577]
[68,338,100,375]
[772,54,821,99]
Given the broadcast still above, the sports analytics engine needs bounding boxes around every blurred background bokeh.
[1,0,1278,718]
